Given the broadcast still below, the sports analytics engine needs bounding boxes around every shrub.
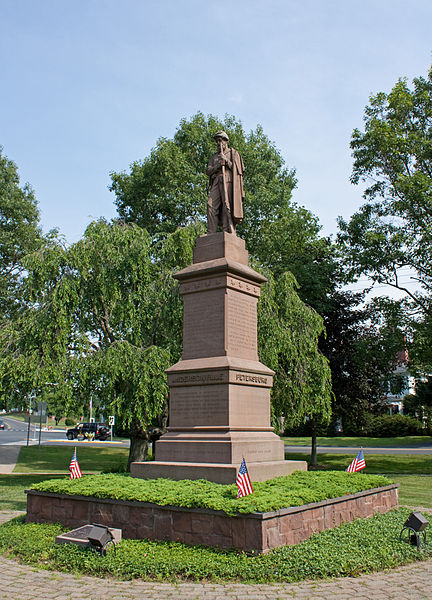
[31,471,392,516]
[65,418,76,427]
[367,414,423,437]
[343,413,423,436]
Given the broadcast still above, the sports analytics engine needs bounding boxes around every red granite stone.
[192,515,214,534]
[25,485,399,553]
[213,515,231,537]
[172,510,192,534]
[231,517,246,548]
[154,510,172,540]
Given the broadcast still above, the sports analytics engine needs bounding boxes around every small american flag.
[69,447,83,479]
[346,449,366,473]
[236,458,253,498]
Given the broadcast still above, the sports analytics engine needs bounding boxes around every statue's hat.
[214,130,229,142]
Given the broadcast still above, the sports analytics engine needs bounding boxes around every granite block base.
[26,484,399,554]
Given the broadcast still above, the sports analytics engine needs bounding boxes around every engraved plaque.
[226,290,258,359]
[227,276,260,297]
[170,385,228,427]
[169,370,227,386]
[182,288,225,359]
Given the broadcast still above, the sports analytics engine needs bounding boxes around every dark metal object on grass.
[87,523,116,556]
[400,511,429,550]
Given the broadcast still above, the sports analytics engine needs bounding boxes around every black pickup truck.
[66,422,110,441]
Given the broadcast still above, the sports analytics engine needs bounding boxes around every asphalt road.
[0,416,128,447]
[1,415,431,453]
[284,445,432,455]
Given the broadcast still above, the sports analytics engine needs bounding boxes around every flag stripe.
[346,450,366,472]
[236,458,253,498]
[69,447,83,479]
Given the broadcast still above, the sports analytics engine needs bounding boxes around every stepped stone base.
[130,459,307,484]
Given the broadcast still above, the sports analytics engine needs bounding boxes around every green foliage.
[338,64,432,372]
[320,292,406,431]
[0,147,42,321]
[0,220,202,463]
[404,376,432,434]
[110,112,297,244]
[110,112,338,314]
[31,471,391,516]
[0,509,430,582]
[258,271,332,428]
[362,414,424,437]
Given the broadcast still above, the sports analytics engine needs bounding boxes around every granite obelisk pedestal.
[131,232,307,483]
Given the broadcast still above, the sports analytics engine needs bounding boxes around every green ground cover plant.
[286,452,432,474]
[0,509,430,582]
[31,471,391,516]
[282,436,432,447]
[14,446,129,474]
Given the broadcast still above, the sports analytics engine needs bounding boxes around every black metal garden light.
[400,511,429,550]
[87,523,116,556]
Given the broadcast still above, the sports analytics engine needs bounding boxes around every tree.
[404,377,432,435]
[338,65,432,315]
[320,292,405,433]
[0,220,201,466]
[110,112,297,246]
[0,147,42,318]
[258,270,332,466]
[110,113,334,461]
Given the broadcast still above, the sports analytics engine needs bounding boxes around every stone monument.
[131,133,307,484]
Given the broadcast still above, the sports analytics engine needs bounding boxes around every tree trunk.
[127,435,149,470]
[310,418,318,468]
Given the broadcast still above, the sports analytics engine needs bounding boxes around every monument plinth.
[131,232,307,483]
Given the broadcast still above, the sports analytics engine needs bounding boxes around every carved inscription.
[227,292,257,357]
[235,373,268,384]
[171,371,226,386]
[183,289,224,358]
[181,278,223,294]
[170,386,227,427]
[227,277,260,297]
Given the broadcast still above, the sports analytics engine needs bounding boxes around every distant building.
[385,349,415,415]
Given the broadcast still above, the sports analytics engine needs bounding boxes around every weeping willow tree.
[0,219,202,466]
[258,270,333,466]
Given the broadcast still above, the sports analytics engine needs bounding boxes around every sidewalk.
[0,511,431,599]
[0,445,20,473]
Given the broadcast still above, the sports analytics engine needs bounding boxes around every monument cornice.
[173,257,267,285]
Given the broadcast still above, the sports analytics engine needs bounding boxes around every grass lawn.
[282,435,432,447]
[0,474,64,511]
[287,451,432,474]
[391,475,432,508]
[13,445,129,474]
[286,452,432,508]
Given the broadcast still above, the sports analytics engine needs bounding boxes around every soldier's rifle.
[218,141,234,233]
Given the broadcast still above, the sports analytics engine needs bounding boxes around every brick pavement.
[0,511,431,599]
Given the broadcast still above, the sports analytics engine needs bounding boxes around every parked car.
[66,422,110,441]
[0,420,5,430]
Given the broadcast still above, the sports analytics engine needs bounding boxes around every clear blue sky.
[1,0,431,243]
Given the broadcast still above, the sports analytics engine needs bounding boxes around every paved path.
[0,511,431,599]
[0,445,21,473]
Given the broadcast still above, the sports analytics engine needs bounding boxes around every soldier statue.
[206,131,245,234]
